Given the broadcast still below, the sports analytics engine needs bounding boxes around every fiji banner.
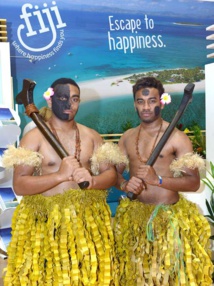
[0,0,213,132]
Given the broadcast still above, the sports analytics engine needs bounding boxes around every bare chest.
[39,134,94,171]
[129,134,162,164]
[127,137,175,176]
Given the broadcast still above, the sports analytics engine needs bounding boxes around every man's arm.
[114,132,145,195]
[13,129,80,196]
[136,131,201,192]
[72,130,118,190]
[13,157,80,196]
[137,165,200,192]
[92,163,118,189]
[73,161,118,190]
[114,134,128,190]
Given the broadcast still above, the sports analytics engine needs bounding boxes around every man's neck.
[140,117,163,130]
[48,116,76,131]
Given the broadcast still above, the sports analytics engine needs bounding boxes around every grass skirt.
[4,189,119,286]
[113,195,213,286]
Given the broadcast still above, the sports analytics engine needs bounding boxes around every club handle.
[79,181,90,189]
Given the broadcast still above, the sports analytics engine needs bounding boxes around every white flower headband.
[43,87,54,100]
[160,93,171,105]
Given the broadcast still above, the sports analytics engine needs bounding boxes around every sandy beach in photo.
[79,74,205,102]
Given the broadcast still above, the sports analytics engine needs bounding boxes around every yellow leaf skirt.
[4,189,119,286]
[113,195,213,286]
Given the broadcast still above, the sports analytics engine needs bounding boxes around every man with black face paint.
[2,78,127,285]
[51,80,78,121]
[113,77,213,285]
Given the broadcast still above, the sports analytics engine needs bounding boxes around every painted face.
[51,84,80,121]
[134,87,162,123]
[142,88,150,96]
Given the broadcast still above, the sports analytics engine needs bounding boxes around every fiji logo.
[17,1,66,52]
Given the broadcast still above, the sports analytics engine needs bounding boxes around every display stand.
[0,107,21,257]
[183,20,214,216]
[0,41,21,258]
[0,42,13,108]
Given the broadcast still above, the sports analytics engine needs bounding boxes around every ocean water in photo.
[2,6,209,131]
[76,91,205,133]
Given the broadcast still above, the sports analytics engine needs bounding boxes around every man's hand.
[73,168,93,188]
[136,165,159,186]
[123,176,146,195]
[57,156,80,181]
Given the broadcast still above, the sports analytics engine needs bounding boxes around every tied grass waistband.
[21,189,108,216]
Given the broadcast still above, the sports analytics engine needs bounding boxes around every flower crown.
[43,87,54,100]
[160,93,171,105]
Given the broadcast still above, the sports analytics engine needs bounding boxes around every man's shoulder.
[122,127,138,138]
[118,127,138,147]
[20,127,43,152]
[173,127,189,139]
[169,127,192,150]
[77,123,101,138]
[21,126,42,142]
[163,120,189,139]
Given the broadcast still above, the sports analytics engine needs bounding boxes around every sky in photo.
[1,0,214,17]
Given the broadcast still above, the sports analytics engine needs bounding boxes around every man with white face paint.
[2,78,127,285]
[113,77,213,285]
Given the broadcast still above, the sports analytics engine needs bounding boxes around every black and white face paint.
[52,84,71,120]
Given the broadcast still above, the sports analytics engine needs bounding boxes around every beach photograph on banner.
[0,0,212,135]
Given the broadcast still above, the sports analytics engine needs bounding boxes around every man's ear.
[134,103,137,112]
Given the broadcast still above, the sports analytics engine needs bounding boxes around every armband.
[2,145,43,172]
[170,152,205,177]
[90,142,129,175]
